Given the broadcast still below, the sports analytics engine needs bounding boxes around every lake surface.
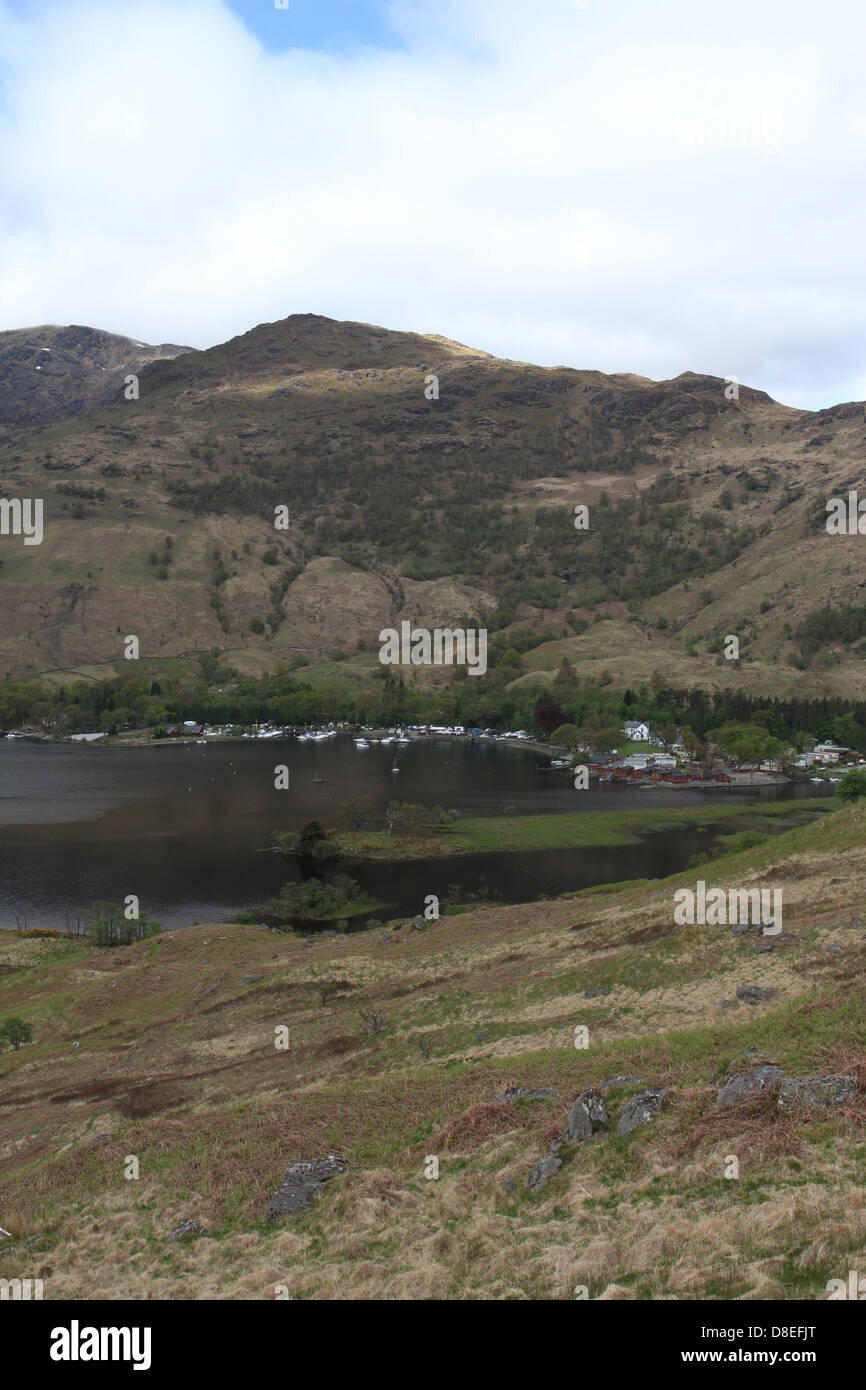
[0,737,827,931]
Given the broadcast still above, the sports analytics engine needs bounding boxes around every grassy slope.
[1,801,865,1300]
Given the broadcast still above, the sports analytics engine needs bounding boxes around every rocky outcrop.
[493,1085,558,1105]
[736,985,777,1004]
[265,1155,348,1221]
[716,1065,783,1106]
[777,1074,856,1111]
[716,1065,856,1111]
[528,1087,610,1193]
[168,1219,209,1242]
[616,1088,668,1136]
[565,1087,609,1141]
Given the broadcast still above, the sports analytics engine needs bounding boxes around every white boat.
[391,763,400,773]
[354,739,370,749]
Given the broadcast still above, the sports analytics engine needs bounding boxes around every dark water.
[0,737,827,931]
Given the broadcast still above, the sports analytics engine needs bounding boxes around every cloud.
[0,0,864,407]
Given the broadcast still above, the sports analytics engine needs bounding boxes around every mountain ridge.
[1,312,865,700]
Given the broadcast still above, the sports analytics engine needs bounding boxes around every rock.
[565,1087,609,1141]
[494,1085,558,1105]
[736,985,777,1004]
[719,999,739,1007]
[600,1075,644,1090]
[168,1218,209,1242]
[501,1177,517,1193]
[411,916,426,931]
[363,1013,387,1032]
[583,985,610,999]
[828,945,842,954]
[617,1088,667,1136]
[242,974,263,983]
[853,917,863,928]
[528,1152,562,1193]
[265,1155,348,1221]
[716,1064,783,1106]
[731,923,751,937]
[777,1074,857,1111]
[755,943,775,953]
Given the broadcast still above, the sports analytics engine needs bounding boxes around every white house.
[812,741,853,765]
[623,720,650,742]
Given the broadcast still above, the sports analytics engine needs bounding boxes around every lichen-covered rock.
[168,1219,209,1242]
[565,1087,609,1141]
[777,1074,856,1111]
[528,1152,562,1193]
[736,985,777,1004]
[617,1088,668,1136]
[265,1154,348,1221]
[716,1064,783,1106]
[493,1085,558,1105]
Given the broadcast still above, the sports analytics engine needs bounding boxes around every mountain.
[0,324,192,427]
[1,311,865,698]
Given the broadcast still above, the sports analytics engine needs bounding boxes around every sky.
[0,0,864,410]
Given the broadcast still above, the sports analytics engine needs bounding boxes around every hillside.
[1,313,866,700]
[0,325,192,429]
[1,801,864,1300]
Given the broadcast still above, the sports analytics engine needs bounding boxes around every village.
[563,719,864,789]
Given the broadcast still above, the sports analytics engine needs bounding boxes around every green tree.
[335,796,377,831]
[1,1017,33,1050]
[836,768,866,803]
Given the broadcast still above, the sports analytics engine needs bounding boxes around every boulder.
[583,985,610,999]
[265,1154,348,1221]
[493,1085,557,1105]
[736,985,777,1004]
[528,1152,562,1193]
[168,1218,209,1242]
[716,1064,783,1106]
[617,1088,667,1136]
[777,1074,856,1111]
[565,1087,609,1141]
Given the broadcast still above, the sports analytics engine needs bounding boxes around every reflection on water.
[0,738,827,931]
